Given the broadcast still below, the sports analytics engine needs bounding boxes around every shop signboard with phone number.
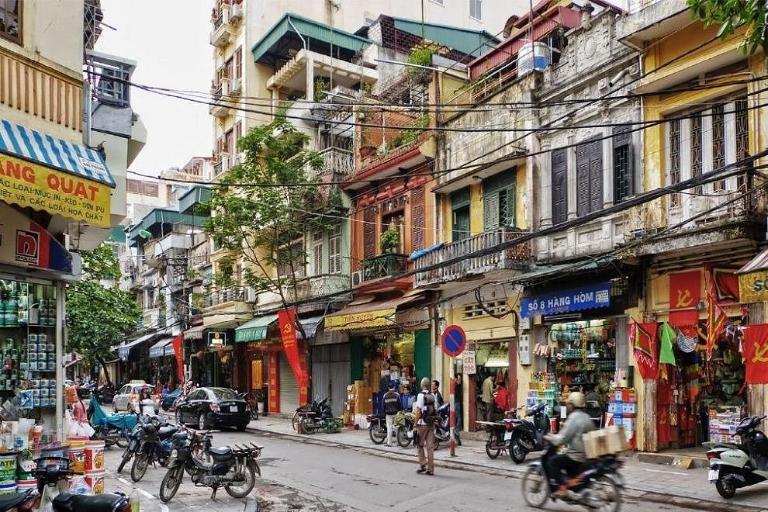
[520,283,612,319]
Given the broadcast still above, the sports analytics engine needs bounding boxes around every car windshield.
[209,388,238,401]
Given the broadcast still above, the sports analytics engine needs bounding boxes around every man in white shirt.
[415,377,436,475]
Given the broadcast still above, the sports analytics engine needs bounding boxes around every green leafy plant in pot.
[380,228,401,254]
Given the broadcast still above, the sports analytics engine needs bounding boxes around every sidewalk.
[247,416,768,512]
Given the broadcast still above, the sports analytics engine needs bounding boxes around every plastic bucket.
[15,479,35,493]
[0,454,16,481]
[84,440,104,471]
[67,436,87,449]
[84,470,105,495]
[68,447,85,474]
[0,480,15,495]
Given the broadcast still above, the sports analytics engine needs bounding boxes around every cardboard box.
[584,426,628,458]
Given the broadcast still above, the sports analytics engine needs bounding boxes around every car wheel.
[236,423,247,432]
[198,413,208,431]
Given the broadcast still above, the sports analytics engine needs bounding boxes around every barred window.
[668,119,681,207]
[712,104,726,191]
[690,112,702,194]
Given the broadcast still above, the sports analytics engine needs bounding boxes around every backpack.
[421,392,437,425]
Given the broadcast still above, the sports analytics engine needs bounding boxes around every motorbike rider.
[134,387,156,416]
[544,391,596,497]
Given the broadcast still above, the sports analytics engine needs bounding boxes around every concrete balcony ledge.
[284,274,351,302]
[210,8,234,48]
[616,0,689,46]
[414,228,531,288]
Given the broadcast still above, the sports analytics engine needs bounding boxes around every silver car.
[113,383,154,412]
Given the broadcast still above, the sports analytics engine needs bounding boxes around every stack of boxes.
[607,388,636,449]
[343,381,372,427]
[528,372,558,418]
[709,406,742,444]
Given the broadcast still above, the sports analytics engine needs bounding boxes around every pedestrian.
[454,374,463,432]
[431,380,444,407]
[482,374,495,422]
[415,377,437,476]
[382,383,401,447]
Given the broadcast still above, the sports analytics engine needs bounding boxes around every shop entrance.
[472,340,511,426]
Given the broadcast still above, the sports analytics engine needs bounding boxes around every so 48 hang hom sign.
[520,283,612,319]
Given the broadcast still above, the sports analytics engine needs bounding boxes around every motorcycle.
[130,416,178,482]
[367,414,395,445]
[706,414,768,498]
[242,391,260,421]
[116,420,143,474]
[93,384,116,405]
[160,388,182,412]
[434,403,461,447]
[88,400,137,449]
[395,410,415,447]
[159,430,262,503]
[509,402,551,463]
[294,398,342,434]
[0,491,36,512]
[521,443,624,512]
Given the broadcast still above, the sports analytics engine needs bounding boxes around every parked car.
[175,387,250,431]
[113,382,157,413]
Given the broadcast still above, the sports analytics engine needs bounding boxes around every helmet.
[567,392,586,408]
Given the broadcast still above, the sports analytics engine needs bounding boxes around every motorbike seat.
[209,446,232,456]
[158,426,178,438]
[52,492,128,512]
[0,491,32,510]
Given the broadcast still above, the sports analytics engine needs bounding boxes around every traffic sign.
[441,324,466,357]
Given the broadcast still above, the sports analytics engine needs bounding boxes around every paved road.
[100,428,729,512]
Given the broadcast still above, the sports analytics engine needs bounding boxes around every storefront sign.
[520,283,611,319]
[324,307,395,331]
[278,308,308,388]
[739,270,768,303]
[0,153,111,227]
[0,203,72,273]
[462,350,476,375]
[268,353,279,412]
[743,324,768,384]
[207,331,227,348]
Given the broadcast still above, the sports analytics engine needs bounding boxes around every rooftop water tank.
[518,42,552,78]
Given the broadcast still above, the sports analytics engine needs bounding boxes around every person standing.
[482,374,495,422]
[415,377,437,475]
[431,380,444,407]
[382,383,401,447]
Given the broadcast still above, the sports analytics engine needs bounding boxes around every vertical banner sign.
[744,324,768,384]
[268,353,279,412]
[172,335,184,384]
[668,270,701,327]
[706,269,729,361]
[278,308,309,388]
[631,321,659,380]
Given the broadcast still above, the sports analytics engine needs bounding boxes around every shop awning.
[184,325,205,341]
[235,314,278,342]
[738,248,768,274]
[115,332,156,360]
[149,338,173,358]
[0,119,116,227]
[325,294,423,332]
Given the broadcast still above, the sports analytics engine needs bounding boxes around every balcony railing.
[306,147,354,180]
[85,52,134,108]
[284,274,351,302]
[210,7,233,48]
[204,287,246,308]
[414,228,531,288]
[362,253,408,282]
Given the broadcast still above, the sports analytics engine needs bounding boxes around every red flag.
[706,269,729,360]
[631,321,659,380]
[743,324,768,384]
[712,267,740,303]
[669,271,701,327]
[172,335,184,384]
[277,308,309,389]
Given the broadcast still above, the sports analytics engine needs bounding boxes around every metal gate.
[311,343,350,417]
[279,353,299,414]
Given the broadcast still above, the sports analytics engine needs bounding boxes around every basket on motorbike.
[583,425,628,459]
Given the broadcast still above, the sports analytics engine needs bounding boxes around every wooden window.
[690,111,703,194]
[235,46,243,79]
[712,104,726,191]
[277,241,305,279]
[225,58,234,81]
[328,224,342,274]
[451,187,471,242]
[363,207,376,259]
[613,127,633,203]
[736,98,749,190]
[469,0,482,19]
[0,0,21,44]
[576,138,603,216]
[551,149,568,224]
[127,179,141,194]
[668,118,681,207]
[382,212,405,253]
[312,231,323,275]
[411,187,425,251]
[142,182,159,197]
[483,168,516,229]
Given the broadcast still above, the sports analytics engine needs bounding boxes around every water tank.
[518,42,552,78]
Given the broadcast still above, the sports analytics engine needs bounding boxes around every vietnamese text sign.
[0,153,111,227]
[462,350,476,374]
[520,283,612,318]
[278,308,309,388]
[739,270,768,303]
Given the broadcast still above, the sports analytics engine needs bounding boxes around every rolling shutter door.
[279,353,300,414]
[311,343,350,417]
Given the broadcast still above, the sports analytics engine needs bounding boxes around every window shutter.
[576,143,590,217]
[363,207,376,258]
[589,139,603,212]
[483,192,499,230]
[504,184,516,227]
[551,149,567,224]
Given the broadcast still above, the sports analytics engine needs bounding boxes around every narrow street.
[101,427,749,512]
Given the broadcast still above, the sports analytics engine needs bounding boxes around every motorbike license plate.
[230,406,238,413]
[708,469,719,482]
[407,431,413,439]
[504,432,513,441]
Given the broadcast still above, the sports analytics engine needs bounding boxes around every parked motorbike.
[0,491,36,512]
[116,420,143,473]
[434,403,461,447]
[509,402,551,463]
[367,415,394,445]
[130,416,178,482]
[242,391,260,421]
[294,398,342,434]
[395,410,415,448]
[160,388,182,412]
[521,443,624,512]
[88,400,137,449]
[706,415,768,498]
[159,430,262,503]
[93,384,116,405]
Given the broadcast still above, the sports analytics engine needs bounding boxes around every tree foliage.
[67,243,141,384]
[204,118,340,312]
[688,0,767,54]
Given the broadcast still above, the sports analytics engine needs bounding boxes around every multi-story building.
[0,0,144,435]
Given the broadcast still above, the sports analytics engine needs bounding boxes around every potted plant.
[380,227,401,254]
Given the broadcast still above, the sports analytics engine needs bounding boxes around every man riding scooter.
[544,391,596,497]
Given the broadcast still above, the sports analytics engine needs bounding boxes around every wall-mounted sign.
[207,331,227,348]
[739,270,768,304]
[462,350,476,375]
[0,202,72,273]
[520,283,612,319]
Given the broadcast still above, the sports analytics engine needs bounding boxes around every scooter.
[434,403,461,447]
[706,415,768,498]
[509,402,551,463]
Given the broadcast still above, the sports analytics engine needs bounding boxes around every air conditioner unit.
[351,271,364,287]
[230,78,242,95]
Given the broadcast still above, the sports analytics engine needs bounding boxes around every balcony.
[209,80,233,118]
[265,48,377,96]
[143,307,167,330]
[306,147,354,181]
[210,7,233,48]
[616,0,688,46]
[229,2,243,24]
[414,228,531,288]
[203,287,248,309]
[361,253,408,282]
[284,274,351,303]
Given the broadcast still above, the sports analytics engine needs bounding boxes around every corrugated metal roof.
[738,248,768,274]
[391,17,498,58]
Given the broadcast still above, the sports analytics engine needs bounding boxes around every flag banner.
[743,324,768,384]
[172,335,184,384]
[631,321,659,380]
[712,267,740,303]
[659,322,677,366]
[706,269,729,360]
[669,270,701,327]
[278,308,309,388]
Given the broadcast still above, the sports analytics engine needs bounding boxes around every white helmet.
[567,391,586,408]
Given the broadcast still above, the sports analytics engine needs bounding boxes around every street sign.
[441,324,466,357]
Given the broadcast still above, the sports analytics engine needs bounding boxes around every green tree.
[688,0,767,54]
[204,118,338,336]
[66,243,141,385]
